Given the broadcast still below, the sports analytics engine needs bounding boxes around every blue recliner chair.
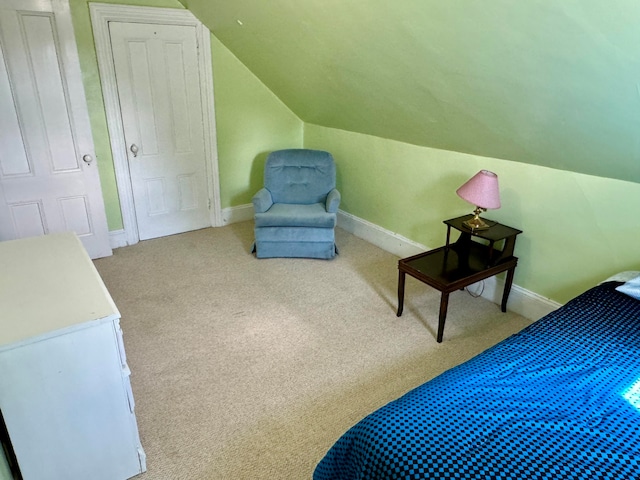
[252,149,341,259]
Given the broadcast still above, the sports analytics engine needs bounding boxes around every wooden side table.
[397,214,522,342]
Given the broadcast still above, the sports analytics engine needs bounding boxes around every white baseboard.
[109,229,129,249]
[336,210,561,322]
[337,210,425,258]
[221,204,254,225]
[481,276,562,321]
[108,204,255,250]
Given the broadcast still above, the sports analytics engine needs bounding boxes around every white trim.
[89,3,221,245]
[109,229,129,249]
[197,24,223,227]
[481,276,562,321]
[337,210,425,259]
[221,204,254,225]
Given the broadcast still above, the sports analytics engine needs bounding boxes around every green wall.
[177,0,640,185]
[68,1,639,305]
[69,0,302,229]
[209,35,302,208]
[304,124,640,304]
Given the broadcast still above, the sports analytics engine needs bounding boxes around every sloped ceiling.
[180,0,640,183]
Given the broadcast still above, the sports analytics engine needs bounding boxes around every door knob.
[130,144,139,157]
[82,154,93,164]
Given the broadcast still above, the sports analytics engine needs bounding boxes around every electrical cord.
[465,280,485,298]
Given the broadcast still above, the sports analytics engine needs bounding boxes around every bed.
[314,277,640,479]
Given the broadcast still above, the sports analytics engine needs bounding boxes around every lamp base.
[462,208,491,231]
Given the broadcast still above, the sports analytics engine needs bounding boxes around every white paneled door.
[109,22,211,241]
[0,0,111,258]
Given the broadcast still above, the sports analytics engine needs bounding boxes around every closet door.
[109,21,211,240]
[0,0,111,258]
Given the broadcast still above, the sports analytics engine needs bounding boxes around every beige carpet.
[93,222,532,480]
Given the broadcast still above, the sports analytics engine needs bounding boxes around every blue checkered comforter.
[314,282,640,479]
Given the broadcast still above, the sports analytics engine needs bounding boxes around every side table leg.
[396,270,406,316]
[437,292,450,343]
[501,267,516,312]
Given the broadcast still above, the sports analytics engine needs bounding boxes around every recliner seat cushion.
[254,203,336,228]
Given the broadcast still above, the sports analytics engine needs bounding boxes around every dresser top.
[0,233,119,348]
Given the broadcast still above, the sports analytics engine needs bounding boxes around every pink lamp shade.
[456,170,501,209]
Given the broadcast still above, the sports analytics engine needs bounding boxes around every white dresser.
[0,233,145,480]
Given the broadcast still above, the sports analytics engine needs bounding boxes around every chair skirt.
[254,226,336,259]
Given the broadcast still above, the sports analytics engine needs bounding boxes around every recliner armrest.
[252,188,273,213]
[326,188,341,213]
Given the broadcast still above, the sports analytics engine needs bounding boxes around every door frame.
[90,3,222,246]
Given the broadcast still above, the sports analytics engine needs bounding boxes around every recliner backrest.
[264,149,336,204]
